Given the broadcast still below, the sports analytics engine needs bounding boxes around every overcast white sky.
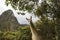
[0,0,39,24]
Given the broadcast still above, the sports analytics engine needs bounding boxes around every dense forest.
[0,0,60,40]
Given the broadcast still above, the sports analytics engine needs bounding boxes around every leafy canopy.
[5,0,39,12]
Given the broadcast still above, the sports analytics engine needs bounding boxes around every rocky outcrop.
[0,9,20,31]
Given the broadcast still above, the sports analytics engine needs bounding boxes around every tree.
[5,0,39,12]
[5,0,60,40]
[5,0,60,17]
[16,26,31,40]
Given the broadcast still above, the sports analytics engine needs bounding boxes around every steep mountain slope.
[0,9,20,31]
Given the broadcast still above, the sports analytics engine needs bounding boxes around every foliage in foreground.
[35,17,60,40]
[0,26,31,40]
[0,18,60,40]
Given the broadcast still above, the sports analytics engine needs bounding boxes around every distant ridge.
[0,9,20,31]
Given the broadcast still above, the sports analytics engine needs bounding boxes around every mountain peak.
[0,9,20,31]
